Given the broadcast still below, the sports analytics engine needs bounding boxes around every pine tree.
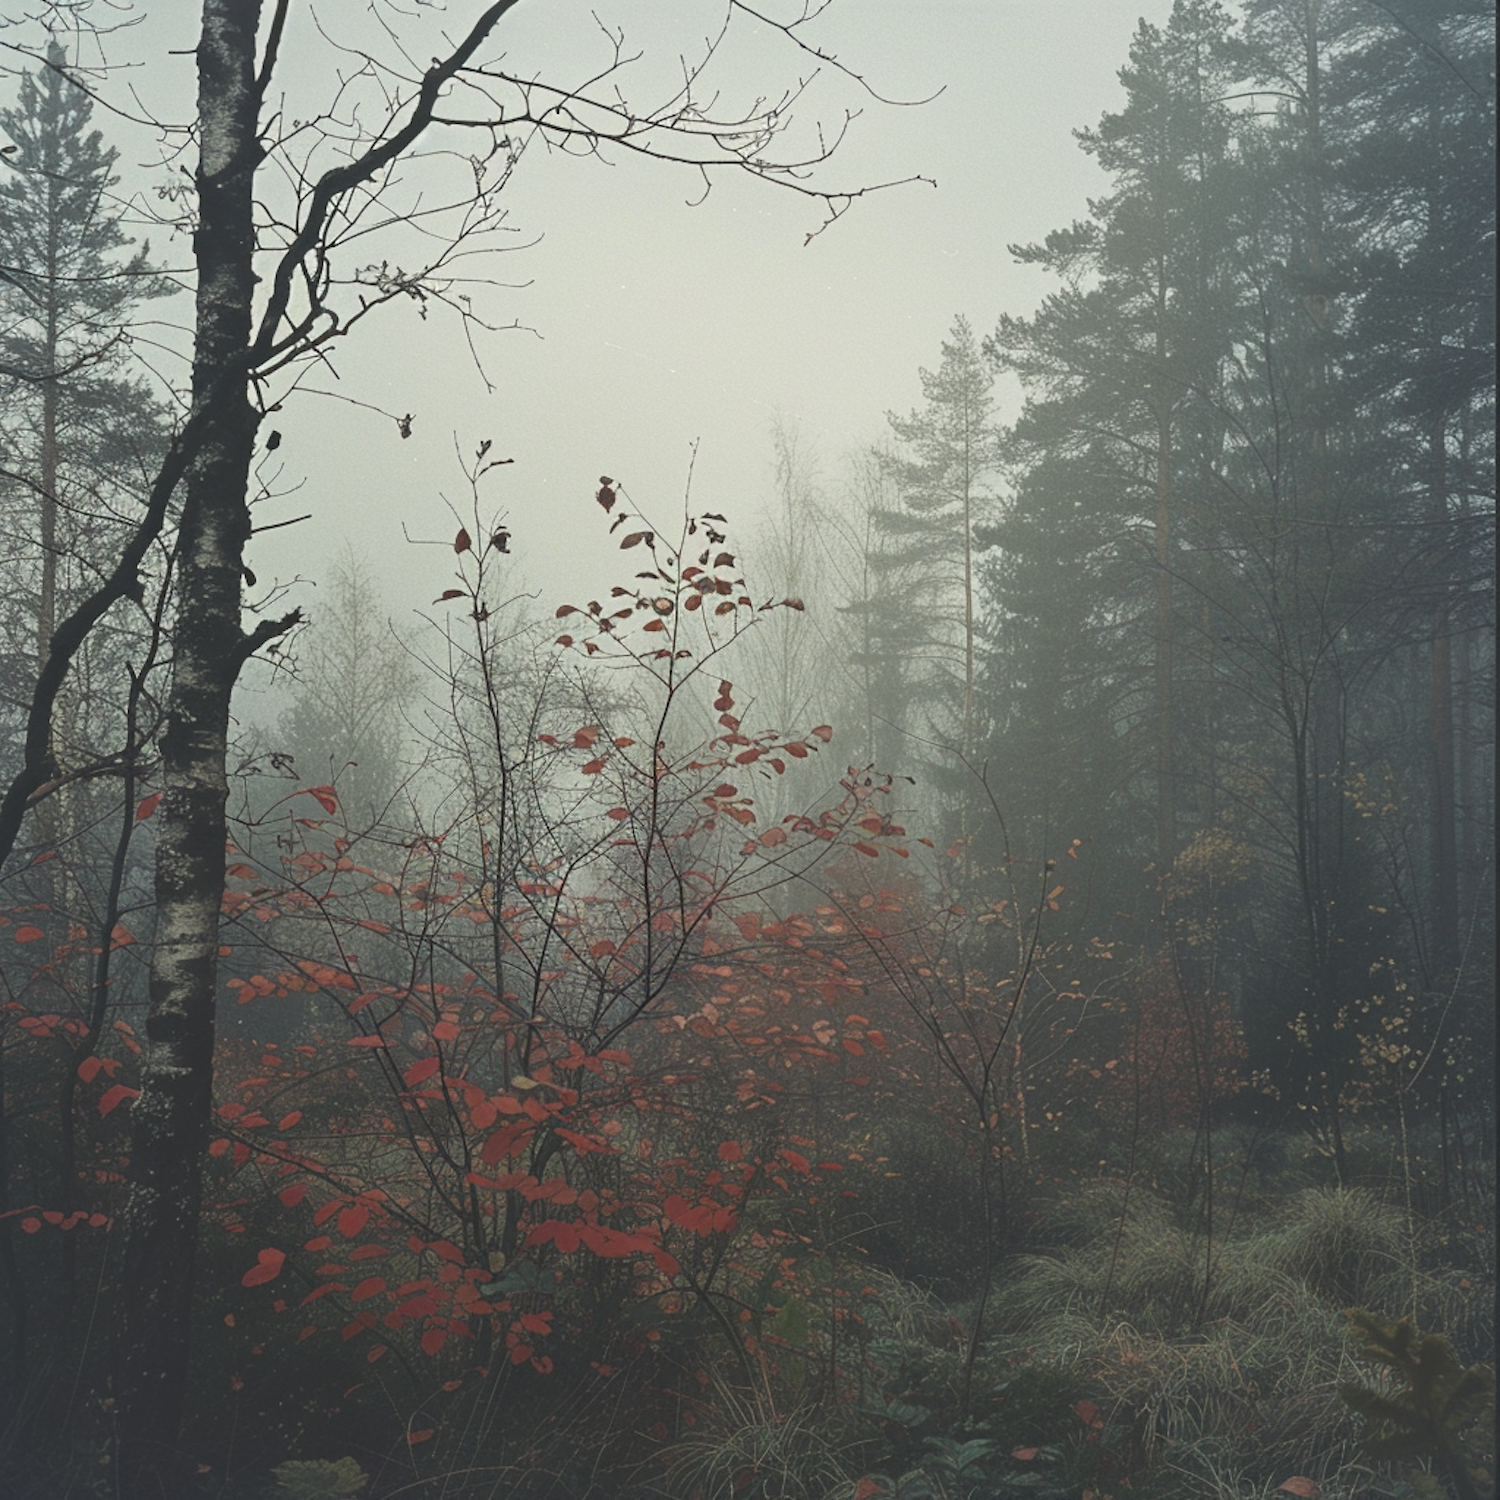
[0,43,170,979]
[0,42,171,773]
[984,0,1246,872]
[872,315,1003,817]
[0,41,171,1419]
[834,447,920,780]
[1329,0,1496,979]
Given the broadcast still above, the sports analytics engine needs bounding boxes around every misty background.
[0,2,1493,1496]
[11,0,1175,618]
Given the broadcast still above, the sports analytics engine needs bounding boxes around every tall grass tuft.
[659,1375,857,1500]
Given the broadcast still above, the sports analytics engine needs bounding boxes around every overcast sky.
[9,0,1173,657]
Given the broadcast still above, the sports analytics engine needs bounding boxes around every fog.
[1,4,1491,1497]
[20,1,1174,624]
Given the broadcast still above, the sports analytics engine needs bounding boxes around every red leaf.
[13,925,45,944]
[810,725,833,742]
[605,807,629,821]
[526,1219,581,1253]
[242,1247,286,1287]
[434,589,465,603]
[664,1195,713,1232]
[1277,1482,1322,1499]
[717,1140,743,1162]
[278,1183,308,1208]
[338,1204,370,1239]
[1011,1446,1040,1461]
[350,1276,387,1303]
[99,1084,140,1117]
[134,793,162,822]
[420,1327,447,1357]
[454,527,472,554]
[303,786,339,816]
[403,1056,441,1087]
[407,1428,435,1445]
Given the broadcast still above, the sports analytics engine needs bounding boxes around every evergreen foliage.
[871,316,1002,804]
[966,0,1494,1143]
[0,41,171,704]
[1340,1309,1495,1500]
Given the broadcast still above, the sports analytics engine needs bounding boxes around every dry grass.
[983,1182,1492,1494]
[658,1376,857,1500]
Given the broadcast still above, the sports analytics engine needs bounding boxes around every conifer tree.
[0,38,170,1425]
[0,41,170,774]
[985,0,1245,872]
[873,315,1002,810]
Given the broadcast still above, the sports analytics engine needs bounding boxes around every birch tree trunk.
[115,1,262,1485]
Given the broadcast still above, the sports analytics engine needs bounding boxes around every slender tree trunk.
[1425,389,1459,978]
[1452,409,1479,928]
[962,460,975,761]
[39,362,59,667]
[115,1,262,1488]
[38,73,62,672]
[38,111,83,1317]
[1429,597,1458,977]
[0,1046,24,1405]
[1154,402,1174,871]
[33,118,63,980]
